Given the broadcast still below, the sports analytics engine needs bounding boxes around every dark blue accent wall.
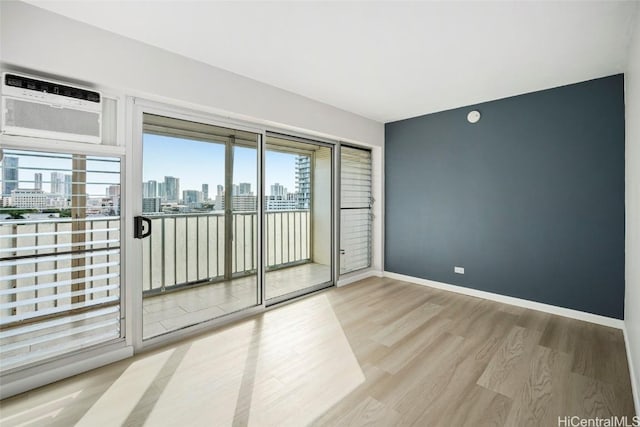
[384,75,625,319]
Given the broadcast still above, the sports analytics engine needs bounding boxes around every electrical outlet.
[454,266,465,274]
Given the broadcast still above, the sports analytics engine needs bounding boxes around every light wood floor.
[1,276,634,426]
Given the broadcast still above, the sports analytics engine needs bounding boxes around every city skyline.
[143,133,299,195]
[1,136,309,214]
[1,151,120,198]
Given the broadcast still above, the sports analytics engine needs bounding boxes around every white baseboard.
[623,325,640,415]
[337,269,384,287]
[383,271,624,329]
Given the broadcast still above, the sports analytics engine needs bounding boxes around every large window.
[0,148,122,372]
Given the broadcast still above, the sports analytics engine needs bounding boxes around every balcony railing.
[0,216,121,371]
[0,209,310,370]
[142,210,310,293]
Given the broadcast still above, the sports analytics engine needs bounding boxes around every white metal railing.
[0,209,310,371]
[0,216,121,371]
[142,210,310,293]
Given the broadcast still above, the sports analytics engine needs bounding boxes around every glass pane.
[0,149,121,372]
[265,137,332,301]
[229,145,259,310]
[141,114,260,339]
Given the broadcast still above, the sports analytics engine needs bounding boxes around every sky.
[143,133,298,194]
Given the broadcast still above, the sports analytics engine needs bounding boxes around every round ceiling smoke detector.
[467,110,481,124]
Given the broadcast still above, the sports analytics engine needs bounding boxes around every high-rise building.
[217,185,223,196]
[1,156,19,196]
[142,197,162,213]
[239,182,252,196]
[182,190,202,207]
[164,176,180,202]
[232,184,239,196]
[295,155,311,209]
[270,183,287,197]
[202,184,209,201]
[64,175,72,198]
[158,182,166,200]
[50,172,65,195]
[143,180,157,198]
[34,173,43,191]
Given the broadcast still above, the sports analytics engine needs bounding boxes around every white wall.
[0,1,385,275]
[0,1,383,147]
[625,4,640,411]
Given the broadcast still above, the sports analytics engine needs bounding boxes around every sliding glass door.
[139,114,260,340]
[136,111,337,341]
[264,134,333,303]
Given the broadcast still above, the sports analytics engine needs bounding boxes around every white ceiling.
[26,1,638,123]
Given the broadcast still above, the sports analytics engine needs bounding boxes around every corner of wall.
[624,3,640,415]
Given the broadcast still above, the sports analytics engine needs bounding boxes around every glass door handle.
[134,216,152,239]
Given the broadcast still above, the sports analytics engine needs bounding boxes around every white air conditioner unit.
[1,73,102,144]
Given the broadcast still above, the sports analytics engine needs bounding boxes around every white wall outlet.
[454,266,465,274]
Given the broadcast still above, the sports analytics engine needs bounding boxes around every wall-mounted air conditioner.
[1,73,102,144]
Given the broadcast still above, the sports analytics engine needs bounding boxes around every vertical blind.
[340,146,372,274]
[0,149,121,372]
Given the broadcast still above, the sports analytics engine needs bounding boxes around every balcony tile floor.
[143,262,331,339]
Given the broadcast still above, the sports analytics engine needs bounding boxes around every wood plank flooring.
[0,276,634,426]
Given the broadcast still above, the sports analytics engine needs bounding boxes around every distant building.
[143,180,157,198]
[295,155,311,209]
[34,173,43,191]
[214,194,224,211]
[142,197,162,213]
[64,174,72,198]
[100,197,120,216]
[266,194,298,211]
[50,172,65,195]
[216,184,223,197]
[158,182,166,200]
[233,195,257,211]
[215,195,257,211]
[239,182,252,196]
[182,190,202,207]
[1,156,18,197]
[11,189,47,209]
[202,184,209,201]
[164,176,180,202]
[106,185,120,197]
[270,183,287,197]
[47,195,69,208]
